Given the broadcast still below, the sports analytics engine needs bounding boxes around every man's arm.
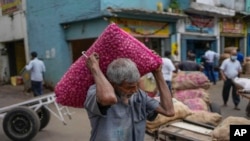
[25,61,33,71]
[86,53,117,106]
[152,65,175,117]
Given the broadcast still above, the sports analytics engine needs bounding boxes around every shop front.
[66,10,186,61]
[220,18,246,54]
[179,13,217,64]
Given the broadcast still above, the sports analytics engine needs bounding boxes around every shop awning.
[185,2,235,18]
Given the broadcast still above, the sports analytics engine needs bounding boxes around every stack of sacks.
[55,23,162,108]
[172,71,211,111]
[244,57,250,74]
[146,98,192,133]
[212,116,250,141]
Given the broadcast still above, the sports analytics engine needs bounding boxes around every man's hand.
[86,52,100,72]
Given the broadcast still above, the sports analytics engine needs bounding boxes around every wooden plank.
[170,122,213,135]
[159,126,212,141]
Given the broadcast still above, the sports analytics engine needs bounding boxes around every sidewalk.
[0,84,52,107]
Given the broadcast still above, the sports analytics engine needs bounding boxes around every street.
[0,78,249,141]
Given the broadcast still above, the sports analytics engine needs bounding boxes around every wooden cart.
[147,119,215,141]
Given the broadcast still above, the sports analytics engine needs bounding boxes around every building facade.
[0,0,28,85]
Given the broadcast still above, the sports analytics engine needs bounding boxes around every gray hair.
[106,58,140,85]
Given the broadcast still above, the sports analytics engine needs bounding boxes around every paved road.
[0,78,249,141]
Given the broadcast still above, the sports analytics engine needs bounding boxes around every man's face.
[230,50,237,61]
[114,81,139,104]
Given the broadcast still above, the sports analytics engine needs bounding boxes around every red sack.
[55,23,162,108]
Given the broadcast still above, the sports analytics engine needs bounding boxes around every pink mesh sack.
[55,23,162,108]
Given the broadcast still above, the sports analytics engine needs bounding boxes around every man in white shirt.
[204,46,219,85]
[25,52,46,96]
[161,51,176,96]
[220,49,242,110]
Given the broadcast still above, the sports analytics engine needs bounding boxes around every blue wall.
[26,0,101,86]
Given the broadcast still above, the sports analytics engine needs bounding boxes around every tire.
[37,106,51,130]
[3,106,40,141]
[209,102,221,114]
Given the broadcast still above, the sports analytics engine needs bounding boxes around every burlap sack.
[174,88,210,103]
[244,62,250,74]
[212,116,250,141]
[219,53,230,65]
[183,98,208,111]
[172,71,211,90]
[185,111,222,126]
[146,98,192,132]
[245,57,250,62]
[224,47,237,54]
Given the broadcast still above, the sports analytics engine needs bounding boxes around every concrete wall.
[0,0,27,83]
[0,0,26,42]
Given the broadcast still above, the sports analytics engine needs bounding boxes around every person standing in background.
[237,48,244,66]
[204,45,219,85]
[220,49,242,110]
[25,51,46,97]
[162,51,176,96]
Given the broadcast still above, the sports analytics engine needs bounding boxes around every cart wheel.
[209,102,221,114]
[37,106,51,130]
[3,106,40,141]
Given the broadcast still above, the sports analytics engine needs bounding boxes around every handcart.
[0,93,73,141]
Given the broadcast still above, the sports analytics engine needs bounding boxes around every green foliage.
[169,0,180,10]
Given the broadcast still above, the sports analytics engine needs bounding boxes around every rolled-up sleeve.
[84,85,103,116]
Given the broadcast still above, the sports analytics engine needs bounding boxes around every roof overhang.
[185,2,235,18]
[61,7,187,25]
[106,7,187,22]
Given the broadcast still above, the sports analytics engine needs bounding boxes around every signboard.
[110,18,169,37]
[220,18,244,34]
[185,14,215,34]
[0,0,21,15]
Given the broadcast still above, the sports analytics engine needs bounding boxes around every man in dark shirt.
[178,53,203,71]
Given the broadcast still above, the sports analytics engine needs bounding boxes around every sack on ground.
[212,116,250,141]
[146,98,192,132]
[183,98,208,111]
[174,88,210,103]
[224,47,237,54]
[55,23,162,108]
[172,71,211,90]
[185,111,222,126]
